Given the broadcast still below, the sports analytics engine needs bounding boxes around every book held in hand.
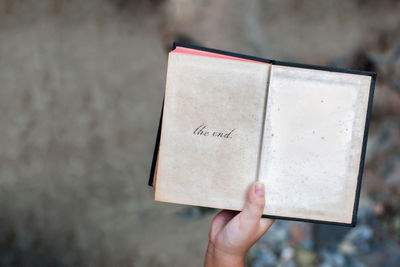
[148,43,376,226]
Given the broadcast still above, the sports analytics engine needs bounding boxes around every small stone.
[295,248,318,267]
[319,249,347,267]
[343,225,374,254]
[252,249,277,267]
[339,241,357,255]
[280,246,295,263]
[345,225,373,244]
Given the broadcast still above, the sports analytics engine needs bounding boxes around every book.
[149,42,376,226]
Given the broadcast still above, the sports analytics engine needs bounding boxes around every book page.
[259,65,371,224]
[155,52,270,211]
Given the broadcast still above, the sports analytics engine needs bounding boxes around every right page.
[259,65,372,224]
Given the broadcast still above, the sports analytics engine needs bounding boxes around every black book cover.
[148,42,376,226]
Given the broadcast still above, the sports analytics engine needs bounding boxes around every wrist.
[205,241,245,267]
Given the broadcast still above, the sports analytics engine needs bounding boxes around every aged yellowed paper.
[155,52,270,211]
[259,65,371,223]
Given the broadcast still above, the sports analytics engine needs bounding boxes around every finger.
[209,210,238,239]
[238,182,265,228]
[258,218,275,236]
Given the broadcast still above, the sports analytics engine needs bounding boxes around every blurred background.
[0,0,399,266]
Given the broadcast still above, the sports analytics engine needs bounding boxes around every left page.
[155,52,270,211]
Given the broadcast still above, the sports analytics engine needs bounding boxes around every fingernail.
[254,182,265,196]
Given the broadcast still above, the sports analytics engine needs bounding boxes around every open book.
[149,43,376,226]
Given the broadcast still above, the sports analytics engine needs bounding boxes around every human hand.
[204,182,274,267]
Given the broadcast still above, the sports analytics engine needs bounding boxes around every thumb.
[239,182,265,227]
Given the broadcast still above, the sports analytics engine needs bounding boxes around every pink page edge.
[171,47,269,65]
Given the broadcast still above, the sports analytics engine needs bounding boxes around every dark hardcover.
[149,42,376,227]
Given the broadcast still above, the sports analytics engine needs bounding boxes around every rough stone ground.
[0,0,399,266]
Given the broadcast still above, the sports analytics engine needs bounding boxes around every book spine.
[255,65,273,181]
